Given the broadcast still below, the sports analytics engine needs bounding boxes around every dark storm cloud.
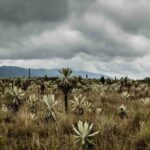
[0,0,70,57]
[0,0,69,24]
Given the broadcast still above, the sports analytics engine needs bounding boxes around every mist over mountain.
[0,66,106,79]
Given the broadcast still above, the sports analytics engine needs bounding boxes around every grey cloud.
[0,0,69,24]
[0,0,149,60]
[90,0,150,34]
[0,0,70,49]
[70,14,149,60]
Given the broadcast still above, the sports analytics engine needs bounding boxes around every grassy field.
[0,69,150,150]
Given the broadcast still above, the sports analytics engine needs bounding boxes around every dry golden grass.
[0,80,150,150]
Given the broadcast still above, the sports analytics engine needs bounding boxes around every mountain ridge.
[0,66,107,78]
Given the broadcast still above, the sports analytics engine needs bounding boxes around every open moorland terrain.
[0,68,150,150]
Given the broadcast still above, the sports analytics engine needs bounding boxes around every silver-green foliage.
[72,120,99,146]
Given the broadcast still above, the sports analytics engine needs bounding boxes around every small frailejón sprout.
[1,104,8,114]
[118,104,127,119]
[29,112,38,121]
[71,95,85,115]
[139,121,145,128]
[83,101,92,114]
[111,83,121,92]
[58,67,73,113]
[96,108,103,119]
[27,95,38,113]
[1,104,8,119]
[0,81,6,95]
[121,91,130,100]
[141,97,150,105]
[99,88,106,100]
[28,95,38,105]
[8,86,25,112]
[28,81,37,92]
[9,86,25,103]
[91,83,101,92]
[72,120,99,147]
[42,94,58,122]
[72,88,82,95]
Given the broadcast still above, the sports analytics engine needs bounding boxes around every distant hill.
[0,66,107,78]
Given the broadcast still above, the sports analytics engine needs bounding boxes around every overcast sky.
[0,0,150,78]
